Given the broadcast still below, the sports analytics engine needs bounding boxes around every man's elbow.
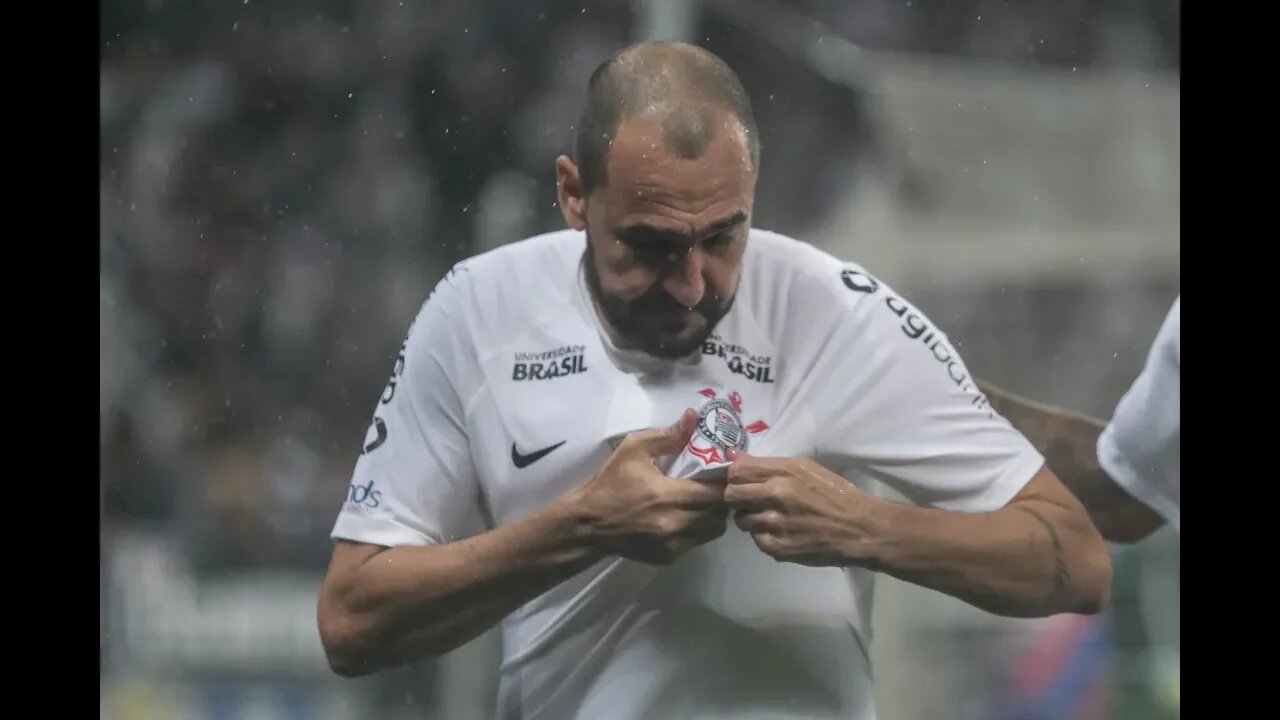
[325,646,379,679]
[1067,529,1113,615]
[318,605,385,678]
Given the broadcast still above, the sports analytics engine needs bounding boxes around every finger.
[684,509,730,538]
[627,408,698,458]
[725,452,798,484]
[659,509,726,539]
[750,532,783,559]
[668,478,728,509]
[733,509,780,534]
[723,481,775,511]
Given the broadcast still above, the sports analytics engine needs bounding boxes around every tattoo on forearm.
[1017,507,1070,594]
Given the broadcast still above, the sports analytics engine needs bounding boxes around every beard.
[582,235,735,360]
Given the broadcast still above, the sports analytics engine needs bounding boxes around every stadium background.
[99,1,1180,718]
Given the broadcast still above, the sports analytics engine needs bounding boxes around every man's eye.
[703,233,733,251]
[631,244,682,266]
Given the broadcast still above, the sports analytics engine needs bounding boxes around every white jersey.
[1097,296,1181,531]
[331,229,1044,720]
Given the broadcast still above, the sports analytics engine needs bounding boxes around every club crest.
[688,388,769,466]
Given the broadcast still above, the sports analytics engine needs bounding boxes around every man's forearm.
[321,497,600,676]
[855,492,1111,618]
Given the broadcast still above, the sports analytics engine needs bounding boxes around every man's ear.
[556,155,587,231]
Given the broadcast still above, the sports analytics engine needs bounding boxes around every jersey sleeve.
[330,266,481,547]
[788,261,1045,513]
[1096,296,1180,531]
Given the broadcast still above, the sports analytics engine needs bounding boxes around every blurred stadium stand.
[100,1,1178,718]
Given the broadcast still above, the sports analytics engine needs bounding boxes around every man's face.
[557,113,756,359]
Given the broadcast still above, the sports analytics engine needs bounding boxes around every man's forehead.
[605,114,754,183]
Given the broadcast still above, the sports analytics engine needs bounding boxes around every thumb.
[630,408,698,457]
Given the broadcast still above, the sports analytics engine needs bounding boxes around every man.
[977,297,1180,543]
[317,42,1111,720]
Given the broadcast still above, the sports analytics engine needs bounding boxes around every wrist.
[549,488,609,562]
[840,495,909,570]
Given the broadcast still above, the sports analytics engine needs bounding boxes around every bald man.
[317,42,1111,720]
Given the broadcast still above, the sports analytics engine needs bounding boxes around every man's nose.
[662,248,706,307]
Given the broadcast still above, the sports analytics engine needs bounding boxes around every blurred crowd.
[99,0,1178,577]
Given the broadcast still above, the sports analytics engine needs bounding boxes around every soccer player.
[977,297,1180,543]
[317,42,1112,720]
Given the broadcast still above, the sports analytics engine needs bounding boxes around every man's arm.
[856,465,1109,616]
[727,457,1110,617]
[978,380,1165,543]
[319,500,598,677]
[319,412,729,677]
[747,257,1111,615]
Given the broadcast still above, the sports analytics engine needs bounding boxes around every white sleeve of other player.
[1096,296,1180,531]
[788,262,1044,513]
[330,267,480,547]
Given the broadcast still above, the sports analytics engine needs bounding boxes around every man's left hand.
[723,451,883,567]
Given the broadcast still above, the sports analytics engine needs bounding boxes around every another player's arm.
[977,380,1164,543]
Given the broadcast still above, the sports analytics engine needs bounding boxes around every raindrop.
[348,92,353,98]
[233,22,239,31]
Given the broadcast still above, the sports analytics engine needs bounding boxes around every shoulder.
[416,229,585,340]
[740,228,892,336]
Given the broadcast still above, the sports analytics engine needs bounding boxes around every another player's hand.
[724,452,880,567]
[570,409,729,565]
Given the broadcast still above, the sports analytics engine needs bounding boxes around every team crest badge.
[688,388,769,466]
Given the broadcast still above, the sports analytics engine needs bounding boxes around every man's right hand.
[568,409,729,564]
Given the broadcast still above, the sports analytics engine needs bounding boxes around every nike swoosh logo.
[511,440,566,469]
